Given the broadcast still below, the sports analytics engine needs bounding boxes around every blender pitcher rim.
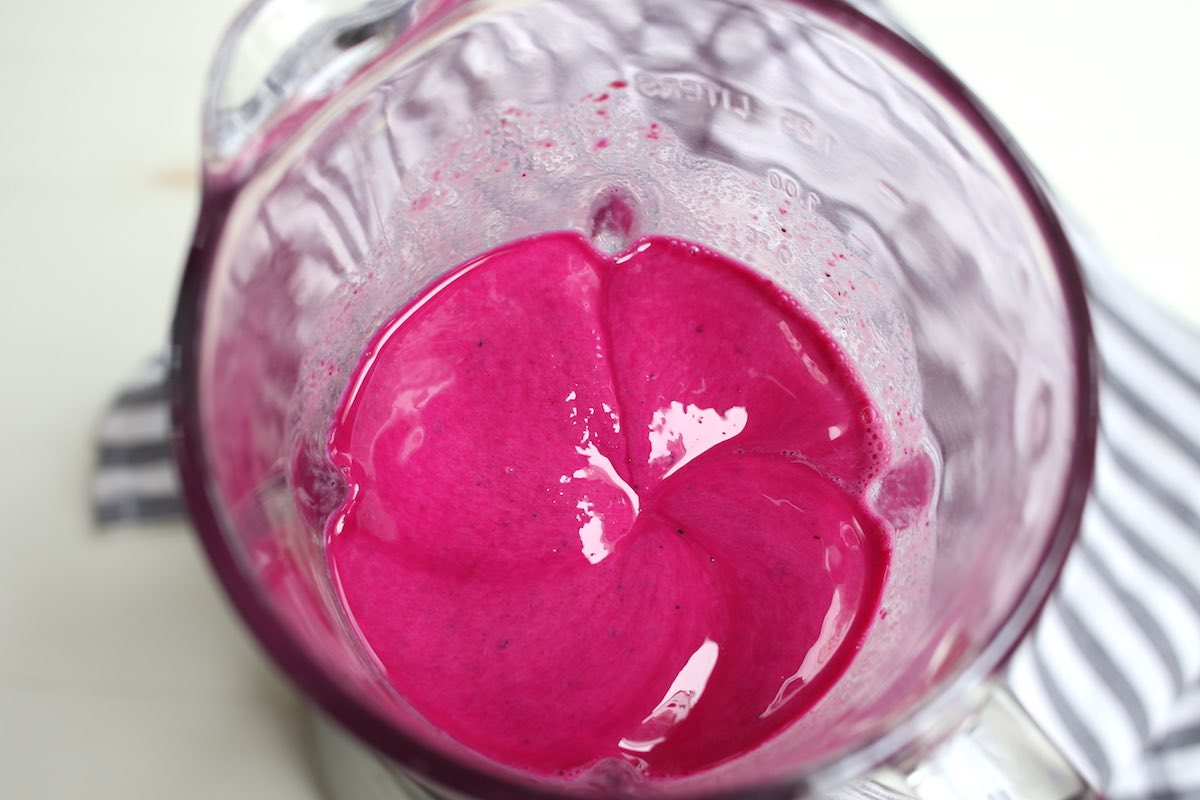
[168,0,1099,796]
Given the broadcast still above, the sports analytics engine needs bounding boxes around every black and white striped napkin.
[93,358,181,526]
[1004,226,1200,797]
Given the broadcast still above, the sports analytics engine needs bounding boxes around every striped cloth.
[92,231,1200,798]
[1005,221,1200,798]
[93,358,181,526]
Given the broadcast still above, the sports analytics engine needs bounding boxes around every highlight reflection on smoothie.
[561,400,640,564]
[566,398,748,565]
[648,401,748,479]
[325,231,892,777]
[620,638,721,753]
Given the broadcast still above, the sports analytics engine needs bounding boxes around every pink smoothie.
[325,232,891,777]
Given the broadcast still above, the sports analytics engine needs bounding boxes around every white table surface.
[0,1,1196,798]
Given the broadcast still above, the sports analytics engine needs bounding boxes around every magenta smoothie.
[325,232,891,777]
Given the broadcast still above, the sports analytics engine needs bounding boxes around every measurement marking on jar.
[876,180,905,208]
[779,108,836,155]
[769,169,801,198]
[847,231,870,254]
[767,168,822,213]
[634,71,753,120]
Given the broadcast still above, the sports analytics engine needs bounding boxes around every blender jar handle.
[201,0,420,181]
[840,680,1099,800]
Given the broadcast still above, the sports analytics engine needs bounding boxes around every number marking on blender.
[767,168,823,214]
